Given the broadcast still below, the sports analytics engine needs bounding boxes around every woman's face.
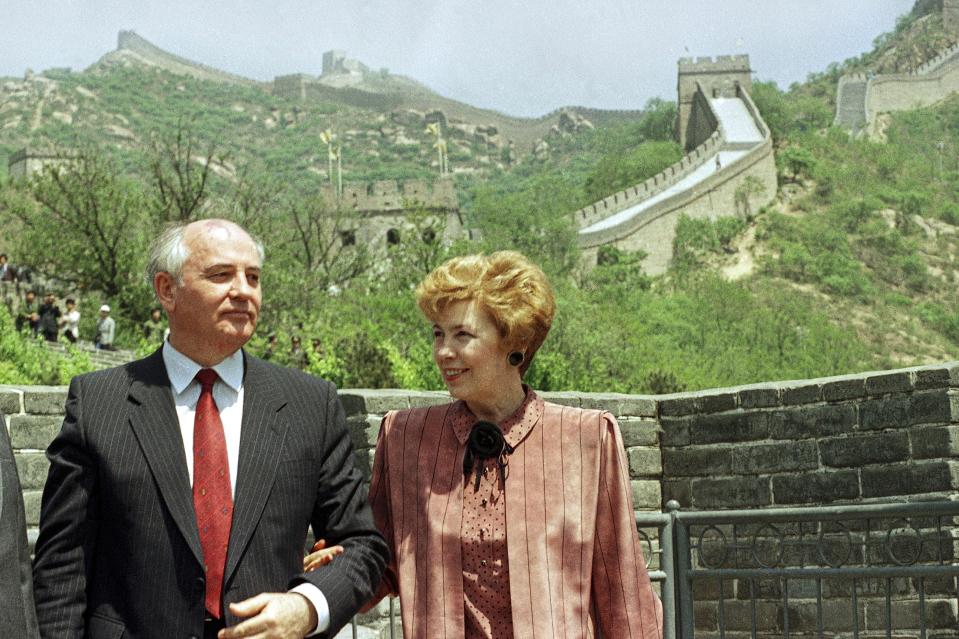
[432,299,516,406]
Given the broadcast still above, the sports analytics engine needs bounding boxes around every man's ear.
[154,272,177,313]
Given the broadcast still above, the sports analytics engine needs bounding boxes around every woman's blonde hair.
[415,251,556,374]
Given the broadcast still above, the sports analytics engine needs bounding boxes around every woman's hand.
[302,538,344,572]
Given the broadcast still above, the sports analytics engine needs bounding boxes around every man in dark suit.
[0,411,40,639]
[33,219,387,639]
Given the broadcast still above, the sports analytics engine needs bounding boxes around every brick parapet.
[577,132,775,252]
[571,130,724,231]
[8,361,959,537]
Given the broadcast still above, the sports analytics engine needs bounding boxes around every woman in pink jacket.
[308,251,663,638]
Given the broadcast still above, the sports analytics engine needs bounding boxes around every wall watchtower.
[676,55,751,149]
[946,0,959,32]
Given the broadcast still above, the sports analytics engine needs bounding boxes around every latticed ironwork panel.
[674,501,959,639]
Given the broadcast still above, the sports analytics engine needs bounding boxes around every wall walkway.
[573,83,777,275]
[836,40,959,136]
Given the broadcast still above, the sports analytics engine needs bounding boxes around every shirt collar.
[450,385,544,450]
[162,341,244,395]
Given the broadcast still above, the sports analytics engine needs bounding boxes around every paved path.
[580,96,763,235]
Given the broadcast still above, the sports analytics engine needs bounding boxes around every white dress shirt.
[161,342,330,635]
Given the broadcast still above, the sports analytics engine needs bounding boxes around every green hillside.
[1,4,958,392]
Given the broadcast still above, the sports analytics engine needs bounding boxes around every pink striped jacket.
[367,392,664,638]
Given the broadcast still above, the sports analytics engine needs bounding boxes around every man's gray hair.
[145,220,265,289]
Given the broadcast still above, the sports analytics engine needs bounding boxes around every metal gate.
[638,500,959,639]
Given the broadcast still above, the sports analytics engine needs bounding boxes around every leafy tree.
[2,148,155,317]
[583,140,682,201]
[471,172,581,278]
[147,119,221,222]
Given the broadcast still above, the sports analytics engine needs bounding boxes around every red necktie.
[193,369,233,619]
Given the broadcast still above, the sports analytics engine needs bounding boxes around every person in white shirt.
[32,219,387,639]
[59,298,80,343]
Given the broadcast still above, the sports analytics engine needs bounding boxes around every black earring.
[508,351,524,367]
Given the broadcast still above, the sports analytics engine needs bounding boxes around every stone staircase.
[41,339,138,369]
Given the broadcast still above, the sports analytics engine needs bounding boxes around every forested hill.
[1,2,958,394]
[0,32,637,188]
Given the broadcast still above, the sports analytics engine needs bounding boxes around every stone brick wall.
[5,361,957,548]
[659,364,959,509]
[116,31,262,88]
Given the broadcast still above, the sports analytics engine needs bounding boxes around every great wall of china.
[835,1,959,135]
[79,11,959,275]
[572,55,777,275]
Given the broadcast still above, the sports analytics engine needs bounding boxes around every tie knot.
[196,368,219,390]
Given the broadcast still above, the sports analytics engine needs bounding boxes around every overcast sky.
[2,0,916,117]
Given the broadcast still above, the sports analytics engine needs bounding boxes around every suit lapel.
[224,355,288,582]
[126,350,204,567]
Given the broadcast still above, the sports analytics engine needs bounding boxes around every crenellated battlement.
[678,55,751,73]
[321,177,458,214]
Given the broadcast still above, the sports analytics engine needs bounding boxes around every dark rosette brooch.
[463,421,515,491]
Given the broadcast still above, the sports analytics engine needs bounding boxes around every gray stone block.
[861,461,958,498]
[626,446,662,477]
[739,387,780,409]
[662,479,691,509]
[865,371,913,396]
[860,390,952,430]
[617,417,659,447]
[539,391,581,408]
[820,431,910,467]
[911,390,956,425]
[688,411,769,445]
[23,489,42,526]
[406,391,452,408]
[730,440,818,474]
[0,387,22,415]
[781,383,821,405]
[9,415,62,450]
[23,386,68,415]
[769,404,857,440]
[337,390,410,416]
[631,479,661,510]
[663,447,733,477]
[347,415,381,450]
[580,393,657,417]
[771,470,859,504]
[699,391,737,415]
[691,475,771,509]
[915,366,952,390]
[658,394,701,417]
[14,452,49,490]
[822,377,866,402]
[863,598,957,629]
[910,425,959,459]
[659,417,690,447]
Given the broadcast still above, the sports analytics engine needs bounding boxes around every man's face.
[160,221,262,364]
[26,292,35,303]
[44,294,55,304]
[151,309,161,321]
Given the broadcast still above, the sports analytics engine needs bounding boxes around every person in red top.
[307,251,663,638]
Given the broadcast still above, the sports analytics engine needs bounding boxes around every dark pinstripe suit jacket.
[0,412,40,639]
[32,350,387,639]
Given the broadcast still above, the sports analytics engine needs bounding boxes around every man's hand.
[219,592,318,639]
[303,538,344,572]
